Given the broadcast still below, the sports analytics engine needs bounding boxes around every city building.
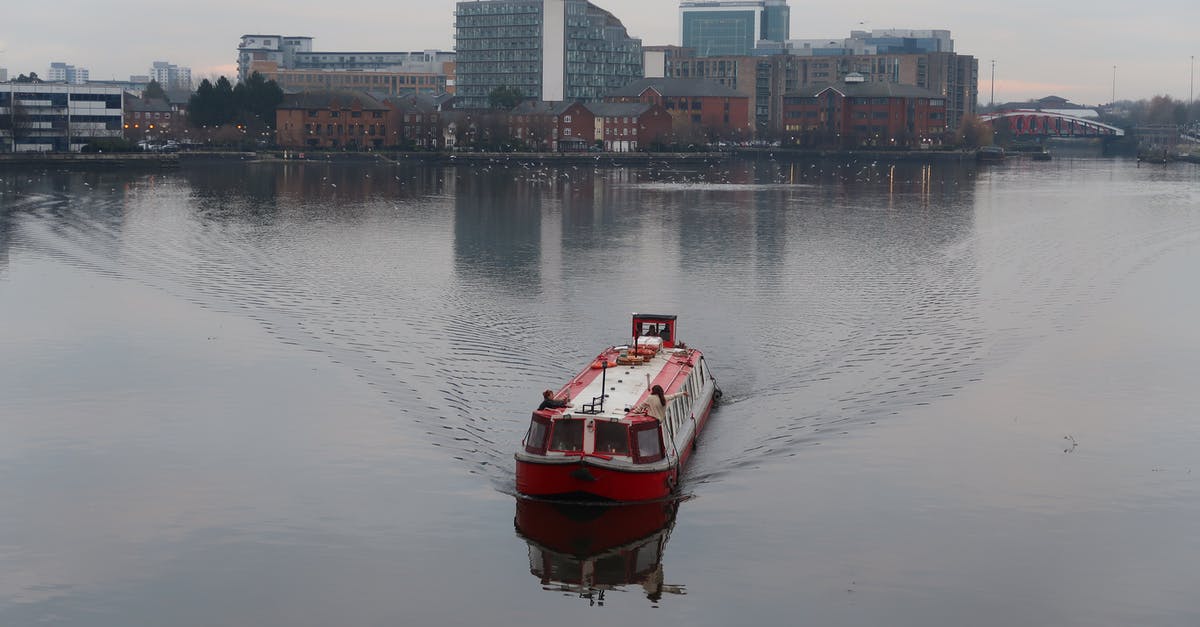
[585,101,672,151]
[453,0,643,109]
[251,63,454,97]
[0,69,7,83]
[780,74,947,147]
[150,61,192,91]
[385,93,448,149]
[509,100,594,151]
[274,90,390,150]
[0,83,123,152]
[605,77,752,140]
[237,35,456,94]
[679,0,790,57]
[237,35,314,82]
[47,62,89,84]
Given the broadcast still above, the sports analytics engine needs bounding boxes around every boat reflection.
[514,498,685,605]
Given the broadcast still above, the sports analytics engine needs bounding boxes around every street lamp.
[990,59,995,107]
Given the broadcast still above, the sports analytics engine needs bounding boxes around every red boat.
[515,313,720,501]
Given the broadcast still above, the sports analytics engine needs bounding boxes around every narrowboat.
[515,313,720,501]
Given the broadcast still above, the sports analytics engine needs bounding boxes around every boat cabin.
[631,313,677,348]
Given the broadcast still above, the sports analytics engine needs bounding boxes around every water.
[1,156,1198,626]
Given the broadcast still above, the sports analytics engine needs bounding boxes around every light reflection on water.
[1,157,1199,625]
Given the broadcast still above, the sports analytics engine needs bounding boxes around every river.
[1,155,1198,626]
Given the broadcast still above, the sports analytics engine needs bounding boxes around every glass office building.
[454,0,642,109]
[680,0,789,57]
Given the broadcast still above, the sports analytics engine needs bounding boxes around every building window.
[563,115,571,123]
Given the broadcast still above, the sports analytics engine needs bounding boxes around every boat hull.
[516,394,715,501]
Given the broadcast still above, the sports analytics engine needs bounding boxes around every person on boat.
[637,384,687,421]
[538,389,572,411]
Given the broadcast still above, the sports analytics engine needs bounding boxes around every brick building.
[508,101,594,152]
[124,94,178,143]
[275,91,390,150]
[781,76,947,148]
[604,77,751,142]
[585,102,672,152]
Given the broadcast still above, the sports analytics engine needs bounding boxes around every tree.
[488,86,525,110]
[234,72,284,129]
[13,72,42,83]
[955,115,994,149]
[143,80,166,101]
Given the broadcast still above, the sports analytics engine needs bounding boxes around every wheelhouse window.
[594,421,630,455]
[632,424,664,463]
[524,414,550,454]
[549,418,584,452]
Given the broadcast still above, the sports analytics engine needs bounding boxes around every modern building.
[274,90,391,150]
[605,77,751,140]
[237,35,314,82]
[780,74,948,147]
[679,0,790,57]
[237,35,456,94]
[250,63,454,97]
[454,0,643,109]
[47,62,90,84]
[0,83,123,152]
[150,61,192,91]
[0,69,7,83]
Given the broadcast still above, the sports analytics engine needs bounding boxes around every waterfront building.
[585,101,672,151]
[453,0,643,109]
[274,90,390,150]
[150,61,192,91]
[679,0,789,57]
[123,94,178,143]
[250,63,454,97]
[509,100,594,151]
[47,62,89,84]
[0,83,123,152]
[605,76,752,140]
[385,94,448,149]
[780,74,947,147]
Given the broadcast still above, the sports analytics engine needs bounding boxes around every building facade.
[123,94,178,144]
[781,76,947,147]
[509,100,594,151]
[679,0,789,57]
[605,77,751,140]
[454,0,643,109]
[237,35,314,82]
[0,83,123,152]
[274,91,391,150]
[585,102,672,151]
[250,62,454,97]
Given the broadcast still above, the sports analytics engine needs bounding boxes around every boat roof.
[541,345,702,423]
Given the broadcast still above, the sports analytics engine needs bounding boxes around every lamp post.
[1112,65,1117,105]
[990,59,996,107]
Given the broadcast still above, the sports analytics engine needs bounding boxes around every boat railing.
[578,360,609,414]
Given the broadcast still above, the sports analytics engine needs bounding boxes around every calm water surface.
[1,155,1198,626]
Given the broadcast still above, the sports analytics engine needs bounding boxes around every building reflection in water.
[513,498,685,606]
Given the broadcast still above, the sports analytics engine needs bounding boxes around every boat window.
[632,425,664,463]
[594,421,630,455]
[524,415,550,454]
[549,418,584,452]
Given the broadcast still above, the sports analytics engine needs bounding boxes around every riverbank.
[0,147,985,169]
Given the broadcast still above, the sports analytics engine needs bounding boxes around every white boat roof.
[555,345,697,422]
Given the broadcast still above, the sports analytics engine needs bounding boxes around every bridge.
[980,110,1125,137]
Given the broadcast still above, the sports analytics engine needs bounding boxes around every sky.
[2,0,1196,106]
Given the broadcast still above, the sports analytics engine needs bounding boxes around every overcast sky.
[2,0,1196,105]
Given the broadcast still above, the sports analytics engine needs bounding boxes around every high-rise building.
[454,0,643,109]
[150,61,192,91]
[679,0,790,57]
[237,35,313,82]
[47,62,89,84]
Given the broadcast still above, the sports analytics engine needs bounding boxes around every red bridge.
[980,110,1125,137]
